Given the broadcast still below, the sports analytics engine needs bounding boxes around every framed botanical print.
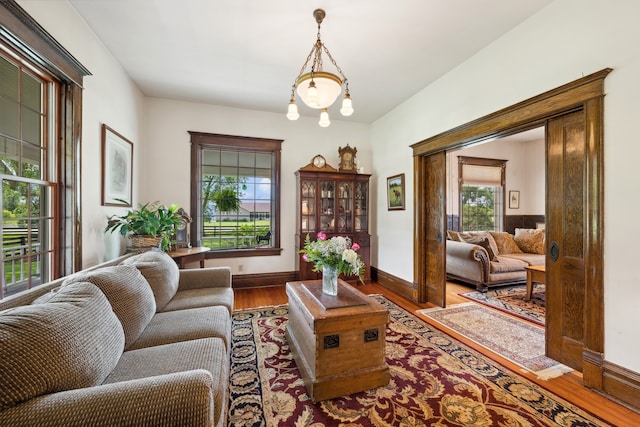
[101,124,133,206]
[387,173,405,210]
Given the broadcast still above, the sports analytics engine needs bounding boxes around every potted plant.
[105,201,185,252]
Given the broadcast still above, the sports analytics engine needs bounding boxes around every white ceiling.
[68,0,554,123]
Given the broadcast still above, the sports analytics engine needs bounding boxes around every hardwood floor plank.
[232,281,640,425]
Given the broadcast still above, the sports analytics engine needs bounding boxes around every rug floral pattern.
[228,296,607,426]
[461,284,546,325]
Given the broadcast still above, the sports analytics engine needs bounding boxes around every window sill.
[205,247,283,259]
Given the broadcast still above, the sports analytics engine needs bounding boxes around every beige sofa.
[446,229,545,292]
[0,250,233,427]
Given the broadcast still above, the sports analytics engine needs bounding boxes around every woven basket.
[127,235,162,253]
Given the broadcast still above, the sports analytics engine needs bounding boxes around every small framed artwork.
[101,124,133,206]
[387,173,405,210]
[509,190,520,209]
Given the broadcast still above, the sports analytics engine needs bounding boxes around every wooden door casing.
[411,69,609,393]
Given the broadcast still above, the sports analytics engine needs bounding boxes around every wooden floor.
[234,280,640,426]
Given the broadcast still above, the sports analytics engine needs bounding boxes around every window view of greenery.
[1,54,53,298]
[461,185,502,231]
[200,150,272,250]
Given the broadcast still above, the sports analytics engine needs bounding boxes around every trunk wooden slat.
[285,280,390,402]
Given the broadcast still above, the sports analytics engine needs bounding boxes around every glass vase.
[322,264,339,296]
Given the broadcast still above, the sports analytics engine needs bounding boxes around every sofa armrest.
[178,266,232,291]
[0,370,218,427]
[446,240,490,283]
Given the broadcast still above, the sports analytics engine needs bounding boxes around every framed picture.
[387,173,405,210]
[509,190,520,209]
[101,124,133,206]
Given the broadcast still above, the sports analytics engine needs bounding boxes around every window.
[458,156,506,232]
[0,54,55,297]
[0,3,90,298]
[189,132,282,258]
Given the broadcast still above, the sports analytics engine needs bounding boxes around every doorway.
[411,69,610,390]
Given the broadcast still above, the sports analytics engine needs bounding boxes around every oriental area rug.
[416,302,571,380]
[460,284,546,325]
[227,296,606,426]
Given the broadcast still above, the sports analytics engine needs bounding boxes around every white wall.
[18,0,147,266]
[447,136,545,217]
[143,98,371,275]
[372,0,640,371]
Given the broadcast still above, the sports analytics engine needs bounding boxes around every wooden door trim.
[411,68,611,392]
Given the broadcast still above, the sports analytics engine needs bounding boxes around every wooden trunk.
[285,280,389,402]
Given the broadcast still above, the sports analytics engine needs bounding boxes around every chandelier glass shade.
[296,72,342,109]
[287,9,353,127]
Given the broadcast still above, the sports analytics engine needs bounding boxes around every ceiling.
[68,0,554,124]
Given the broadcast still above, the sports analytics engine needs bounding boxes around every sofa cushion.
[104,338,229,426]
[490,256,528,272]
[514,228,545,254]
[127,305,231,352]
[161,287,234,314]
[501,252,545,266]
[64,265,156,349]
[489,231,522,254]
[0,282,124,410]
[121,250,180,311]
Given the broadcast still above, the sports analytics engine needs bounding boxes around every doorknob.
[550,241,559,262]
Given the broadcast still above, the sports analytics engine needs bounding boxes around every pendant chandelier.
[286,9,353,127]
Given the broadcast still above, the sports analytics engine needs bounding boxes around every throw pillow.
[121,250,180,311]
[447,230,460,241]
[0,282,124,410]
[459,234,498,260]
[459,232,500,259]
[489,231,523,254]
[514,228,545,254]
[63,265,156,349]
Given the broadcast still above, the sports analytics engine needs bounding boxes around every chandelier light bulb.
[319,108,331,127]
[286,99,300,120]
[340,94,353,116]
[306,80,319,108]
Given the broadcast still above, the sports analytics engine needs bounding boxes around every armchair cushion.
[0,282,124,410]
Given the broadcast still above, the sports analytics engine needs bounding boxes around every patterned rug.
[228,296,607,426]
[460,284,546,325]
[416,302,571,380]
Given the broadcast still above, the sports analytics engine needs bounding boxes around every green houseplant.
[105,201,184,252]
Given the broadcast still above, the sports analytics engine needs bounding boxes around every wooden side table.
[167,247,210,268]
[285,280,389,402]
[525,264,545,300]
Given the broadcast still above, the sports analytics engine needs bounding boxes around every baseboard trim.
[232,271,296,289]
[371,267,416,301]
[602,361,640,412]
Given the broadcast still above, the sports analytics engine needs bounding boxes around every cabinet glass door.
[355,181,368,232]
[301,179,316,233]
[337,181,353,232]
[319,180,335,232]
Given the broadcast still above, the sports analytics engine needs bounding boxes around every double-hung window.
[189,132,282,258]
[458,156,506,232]
[0,3,90,298]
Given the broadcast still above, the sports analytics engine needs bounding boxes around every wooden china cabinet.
[295,161,371,283]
